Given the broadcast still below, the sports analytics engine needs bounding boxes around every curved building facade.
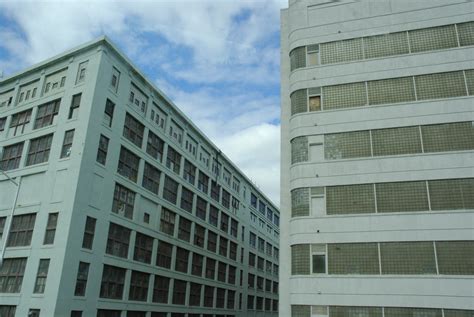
[280,0,474,316]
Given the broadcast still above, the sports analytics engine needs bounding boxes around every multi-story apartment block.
[0,36,280,317]
[281,0,473,316]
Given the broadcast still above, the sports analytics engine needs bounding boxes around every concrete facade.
[280,0,473,316]
[0,37,279,317]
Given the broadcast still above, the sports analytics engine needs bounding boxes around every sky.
[0,0,286,205]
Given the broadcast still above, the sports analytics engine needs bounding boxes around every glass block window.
[162,176,178,204]
[128,271,149,301]
[112,183,135,219]
[159,208,176,236]
[146,131,164,162]
[436,241,474,275]
[409,24,458,53]
[415,71,467,100]
[133,232,153,264]
[290,89,307,115]
[324,130,371,159]
[291,244,310,275]
[364,31,409,59]
[156,241,173,269]
[376,181,429,213]
[106,223,131,258]
[290,46,306,71]
[0,257,27,293]
[367,76,416,105]
[100,265,126,299]
[320,38,363,64]
[328,243,379,274]
[291,136,308,164]
[421,122,474,153]
[291,188,309,217]
[0,142,24,171]
[428,178,474,211]
[123,113,144,148]
[385,307,442,317]
[26,133,53,166]
[380,241,437,274]
[372,126,422,156]
[117,147,140,182]
[326,184,375,215]
[142,162,161,195]
[457,21,474,46]
[7,213,36,247]
[466,69,474,95]
[323,82,367,110]
[444,309,474,317]
[330,306,383,317]
[291,305,311,317]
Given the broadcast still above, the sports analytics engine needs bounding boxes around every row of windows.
[291,178,474,217]
[0,257,50,294]
[290,69,474,115]
[250,192,280,227]
[291,305,474,317]
[100,264,239,310]
[289,21,474,71]
[249,231,280,266]
[0,309,242,317]
[248,251,279,274]
[247,272,278,294]
[291,241,474,275]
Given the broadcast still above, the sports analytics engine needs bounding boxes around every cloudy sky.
[0,0,286,205]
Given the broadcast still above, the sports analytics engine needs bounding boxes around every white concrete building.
[0,37,280,317]
[280,0,473,316]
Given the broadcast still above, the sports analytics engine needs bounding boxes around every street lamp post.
[0,169,21,267]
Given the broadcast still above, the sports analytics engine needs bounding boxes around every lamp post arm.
[0,176,21,267]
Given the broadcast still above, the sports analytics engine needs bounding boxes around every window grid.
[26,134,53,166]
[0,142,24,171]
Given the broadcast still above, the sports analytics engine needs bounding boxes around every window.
[259,201,266,214]
[230,219,238,238]
[100,265,126,299]
[0,306,16,317]
[205,258,216,280]
[194,224,205,248]
[60,129,74,158]
[220,212,229,233]
[209,205,218,227]
[312,253,326,274]
[112,183,135,219]
[43,212,58,244]
[152,275,170,303]
[0,217,5,239]
[229,242,237,261]
[0,258,27,293]
[258,237,265,252]
[33,259,50,293]
[28,309,40,317]
[178,217,192,242]
[172,280,187,305]
[0,117,6,131]
[159,208,176,236]
[231,197,240,213]
[10,109,32,136]
[257,276,264,291]
[76,61,88,84]
[104,99,115,127]
[257,257,264,271]
[146,131,164,162]
[210,181,220,202]
[162,176,178,204]
[142,162,161,194]
[249,232,256,248]
[203,285,214,307]
[97,310,121,317]
[248,273,255,288]
[216,287,225,308]
[106,223,131,258]
[180,187,194,213]
[34,99,61,129]
[7,213,36,247]
[82,216,96,249]
[0,142,24,171]
[175,247,189,273]
[222,190,230,209]
[198,171,209,193]
[219,236,228,257]
[134,233,153,264]
[196,197,207,220]
[249,253,256,266]
[266,242,273,256]
[183,159,196,185]
[189,282,201,306]
[123,113,144,147]
[129,271,150,301]
[110,67,120,92]
[207,231,217,253]
[251,193,257,208]
[228,265,236,285]
[96,135,109,165]
[74,262,90,296]
[185,136,198,157]
[191,253,204,276]
[68,93,81,119]
[156,241,173,269]
[169,120,183,145]
[166,146,181,174]
[26,134,53,166]
[217,262,226,282]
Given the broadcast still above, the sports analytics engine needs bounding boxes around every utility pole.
[0,169,21,266]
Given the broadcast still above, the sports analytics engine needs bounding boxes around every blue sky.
[0,0,285,205]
